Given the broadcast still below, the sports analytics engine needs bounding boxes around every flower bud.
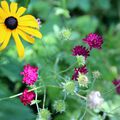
[53,100,66,113]
[61,28,71,40]
[110,66,118,78]
[92,71,101,79]
[39,109,51,120]
[77,73,89,87]
[36,18,41,26]
[76,55,86,66]
[62,81,76,95]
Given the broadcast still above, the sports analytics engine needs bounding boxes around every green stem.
[0,86,42,101]
[47,85,62,89]
[75,92,87,100]
[57,62,77,74]
[103,82,120,96]
[0,97,11,101]
[35,86,40,113]
[0,85,62,101]
[0,85,62,102]
[43,87,46,109]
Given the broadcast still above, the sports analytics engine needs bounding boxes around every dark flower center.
[5,16,18,30]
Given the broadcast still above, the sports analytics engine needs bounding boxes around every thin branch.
[0,85,62,102]
[43,87,46,109]
[35,87,40,113]
[75,92,87,100]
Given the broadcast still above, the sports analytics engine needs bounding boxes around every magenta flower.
[20,64,38,85]
[72,45,90,59]
[83,33,103,50]
[112,79,120,94]
[72,65,88,80]
[19,89,35,106]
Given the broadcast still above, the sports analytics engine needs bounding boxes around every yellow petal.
[0,19,4,23]
[1,0,9,13]
[16,7,26,17]
[18,26,42,39]
[0,30,11,51]
[0,8,8,19]
[10,2,18,14]
[19,15,36,22]
[17,29,35,44]
[19,20,39,29]
[12,30,25,58]
[0,24,7,43]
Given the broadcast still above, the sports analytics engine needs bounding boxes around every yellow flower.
[0,0,42,58]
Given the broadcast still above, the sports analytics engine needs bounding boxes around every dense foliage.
[0,0,120,120]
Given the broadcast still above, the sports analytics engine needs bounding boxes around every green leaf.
[0,99,35,120]
[0,57,21,82]
[78,0,91,12]
[72,15,99,35]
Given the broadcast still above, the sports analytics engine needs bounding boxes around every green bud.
[39,109,51,120]
[77,73,88,87]
[62,28,71,40]
[53,100,66,113]
[92,71,101,79]
[110,66,118,78]
[76,55,85,66]
[63,81,76,95]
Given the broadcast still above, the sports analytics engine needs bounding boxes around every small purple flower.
[87,91,104,109]
[72,65,88,80]
[36,18,41,26]
[112,79,120,94]
[72,45,90,59]
[83,33,103,50]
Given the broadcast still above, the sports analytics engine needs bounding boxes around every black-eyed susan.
[0,0,42,58]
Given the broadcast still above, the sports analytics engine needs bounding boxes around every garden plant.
[0,0,120,120]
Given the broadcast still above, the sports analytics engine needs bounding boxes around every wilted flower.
[112,79,120,94]
[53,100,66,113]
[72,45,89,59]
[72,66,88,80]
[20,64,38,85]
[19,89,35,106]
[77,73,89,87]
[83,33,103,50]
[39,109,51,120]
[87,91,104,109]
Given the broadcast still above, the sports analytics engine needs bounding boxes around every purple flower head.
[83,33,103,50]
[36,18,41,26]
[112,79,120,94]
[19,89,35,106]
[20,64,38,86]
[87,91,104,109]
[72,65,88,80]
[72,45,90,59]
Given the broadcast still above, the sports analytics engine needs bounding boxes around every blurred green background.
[0,0,120,120]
